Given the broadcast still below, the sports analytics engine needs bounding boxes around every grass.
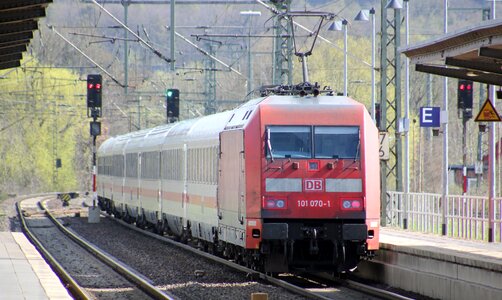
[0,192,8,202]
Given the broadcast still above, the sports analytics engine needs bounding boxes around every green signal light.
[167,90,173,97]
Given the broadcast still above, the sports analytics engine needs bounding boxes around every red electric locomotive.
[219,94,380,273]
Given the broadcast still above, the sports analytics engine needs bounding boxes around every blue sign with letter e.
[420,107,440,127]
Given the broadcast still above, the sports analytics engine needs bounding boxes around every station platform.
[0,231,72,300]
[380,227,502,264]
[357,227,502,300]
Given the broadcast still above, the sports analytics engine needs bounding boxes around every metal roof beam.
[0,32,33,44]
[0,8,46,24]
[445,57,502,75]
[479,47,502,60]
[0,45,26,55]
[80,0,255,4]
[0,53,22,63]
[0,20,38,35]
[0,60,20,70]
[416,64,502,86]
[0,1,52,11]
[0,41,30,49]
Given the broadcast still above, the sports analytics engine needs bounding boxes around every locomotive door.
[218,130,246,234]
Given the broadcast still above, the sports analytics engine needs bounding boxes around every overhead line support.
[48,25,125,87]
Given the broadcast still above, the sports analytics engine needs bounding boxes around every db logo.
[304,179,323,191]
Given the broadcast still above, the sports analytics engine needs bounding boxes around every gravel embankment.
[23,198,154,300]
[0,195,23,232]
[58,199,306,300]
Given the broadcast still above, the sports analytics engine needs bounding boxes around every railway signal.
[87,74,102,108]
[166,88,180,123]
[90,121,101,136]
[457,80,473,118]
[87,74,102,118]
[86,73,102,223]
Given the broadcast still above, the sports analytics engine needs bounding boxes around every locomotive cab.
[255,96,380,273]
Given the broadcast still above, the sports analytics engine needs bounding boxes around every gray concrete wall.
[356,243,502,300]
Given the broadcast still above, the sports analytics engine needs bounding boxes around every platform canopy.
[0,0,52,71]
[401,18,502,86]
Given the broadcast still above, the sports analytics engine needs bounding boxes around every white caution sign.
[379,132,389,161]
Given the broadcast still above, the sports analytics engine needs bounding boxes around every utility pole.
[488,0,496,243]
[272,0,293,85]
[380,0,403,226]
[52,98,59,189]
[170,0,175,71]
[204,43,217,115]
[441,0,449,236]
[123,0,130,95]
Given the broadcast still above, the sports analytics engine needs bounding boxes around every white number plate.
[296,199,332,208]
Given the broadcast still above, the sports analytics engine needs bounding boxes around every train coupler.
[309,238,319,255]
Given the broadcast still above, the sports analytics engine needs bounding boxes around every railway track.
[73,196,415,299]
[19,195,418,299]
[17,196,176,300]
[55,199,311,300]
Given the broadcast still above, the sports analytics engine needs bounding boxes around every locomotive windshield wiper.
[267,127,274,162]
[354,138,360,162]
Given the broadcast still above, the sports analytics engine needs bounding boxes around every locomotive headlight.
[265,200,276,208]
[276,200,285,208]
[342,200,352,209]
[263,198,287,210]
[341,199,363,210]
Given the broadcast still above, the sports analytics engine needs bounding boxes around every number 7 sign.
[379,132,389,161]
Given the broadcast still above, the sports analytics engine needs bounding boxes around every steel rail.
[40,200,178,300]
[16,197,91,300]
[104,209,418,300]
[106,214,330,300]
[343,278,415,300]
[310,272,415,300]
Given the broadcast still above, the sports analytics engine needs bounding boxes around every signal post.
[87,74,102,223]
[457,80,473,195]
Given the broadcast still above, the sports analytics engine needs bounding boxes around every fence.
[386,191,502,242]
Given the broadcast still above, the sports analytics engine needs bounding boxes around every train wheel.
[135,216,144,229]
[153,221,164,235]
[124,213,133,224]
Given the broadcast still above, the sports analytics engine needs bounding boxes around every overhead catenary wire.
[89,0,173,64]
[48,25,126,88]
[255,0,372,69]
[173,30,245,78]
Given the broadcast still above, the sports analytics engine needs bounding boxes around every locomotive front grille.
[262,222,368,241]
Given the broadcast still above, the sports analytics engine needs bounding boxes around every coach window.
[314,126,360,159]
[266,126,312,159]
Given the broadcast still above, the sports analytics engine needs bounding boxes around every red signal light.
[459,84,465,90]
[88,83,94,89]
[467,84,472,90]
[95,83,101,90]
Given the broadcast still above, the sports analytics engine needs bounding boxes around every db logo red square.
[304,179,323,191]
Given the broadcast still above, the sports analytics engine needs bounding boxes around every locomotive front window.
[267,126,312,158]
[314,126,360,159]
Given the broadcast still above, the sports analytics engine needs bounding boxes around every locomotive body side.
[97,137,115,207]
[171,112,232,242]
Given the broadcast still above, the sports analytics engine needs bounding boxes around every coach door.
[218,130,246,244]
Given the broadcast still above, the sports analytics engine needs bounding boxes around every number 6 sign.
[379,132,389,161]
